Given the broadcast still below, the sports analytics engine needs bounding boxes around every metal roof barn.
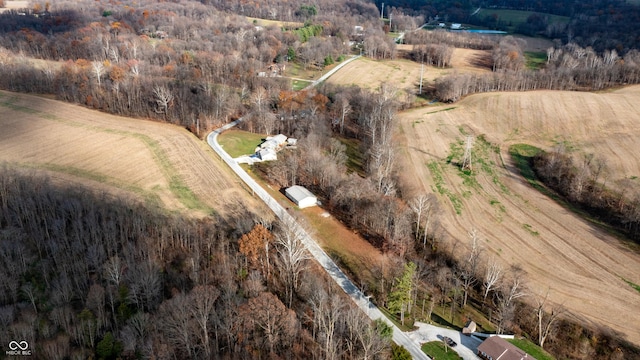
[285,186,317,209]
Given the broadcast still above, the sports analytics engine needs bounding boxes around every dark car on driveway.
[443,336,457,347]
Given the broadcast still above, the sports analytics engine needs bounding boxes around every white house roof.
[285,185,317,208]
[259,134,288,151]
[258,148,277,161]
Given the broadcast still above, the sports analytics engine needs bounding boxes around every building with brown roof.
[477,336,536,360]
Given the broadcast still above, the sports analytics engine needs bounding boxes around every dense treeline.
[382,0,640,54]
[0,166,392,359]
[404,28,496,50]
[0,0,395,134]
[433,40,640,102]
[532,147,640,241]
[251,82,422,258]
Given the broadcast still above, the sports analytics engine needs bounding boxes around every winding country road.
[207,125,429,360]
[206,55,481,359]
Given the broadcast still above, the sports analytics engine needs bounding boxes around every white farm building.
[285,186,317,209]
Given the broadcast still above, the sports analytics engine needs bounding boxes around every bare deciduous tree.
[158,293,195,358]
[241,292,298,355]
[460,228,482,307]
[535,289,565,349]
[92,61,104,86]
[153,85,174,115]
[188,285,219,358]
[275,220,310,308]
[309,290,344,360]
[482,258,502,307]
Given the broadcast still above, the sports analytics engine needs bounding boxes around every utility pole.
[381,3,384,19]
[419,62,424,95]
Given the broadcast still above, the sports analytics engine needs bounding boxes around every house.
[463,320,477,335]
[451,23,462,30]
[477,336,536,360]
[251,134,291,162]
[285,186,317,209]
[257,134,288,152]
[257,148,277,161]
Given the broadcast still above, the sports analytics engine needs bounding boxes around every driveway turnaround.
[408,322,482,360]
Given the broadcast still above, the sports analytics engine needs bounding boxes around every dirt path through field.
[398,86,640,345]
[0,90,263,218]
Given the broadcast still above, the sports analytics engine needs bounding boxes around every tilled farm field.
[0,90,263,218]
[398,86,640,345]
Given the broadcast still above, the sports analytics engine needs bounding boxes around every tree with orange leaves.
[239,224,274,276]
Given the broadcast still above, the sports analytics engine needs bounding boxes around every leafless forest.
[1,0,640,359]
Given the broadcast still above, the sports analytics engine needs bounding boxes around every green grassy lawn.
[292,79,312,91]
[379,306,415,332]
[217,129,265,158]
[284,62,322,81]
[337,137,366,176]
[525,51,547,70]
[476,9,569,29]
[245,16,303,29]
[421,341,463,360]
[508,338,556,360]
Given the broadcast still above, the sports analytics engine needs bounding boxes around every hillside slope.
[398,86,640,345]
[0,90,264,218]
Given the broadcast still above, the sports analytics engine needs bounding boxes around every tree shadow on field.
[470,52,494,70]
[0,9,87,35]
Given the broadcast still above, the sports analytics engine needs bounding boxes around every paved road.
[303,54,362,90]
[207,127,429,359]
[204,62,489,360]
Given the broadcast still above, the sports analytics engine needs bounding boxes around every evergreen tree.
[388,262,416,326]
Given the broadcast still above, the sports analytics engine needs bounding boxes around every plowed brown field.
[398,86,640,345]
[0,90,264,218]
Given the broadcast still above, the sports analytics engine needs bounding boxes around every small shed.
[463,320,477,335]
[285,186,317,209]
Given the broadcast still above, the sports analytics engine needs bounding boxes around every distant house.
[285,186,317,209]
[463,320,477,335]
[451,23,462,29]
[477,336,536,360]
